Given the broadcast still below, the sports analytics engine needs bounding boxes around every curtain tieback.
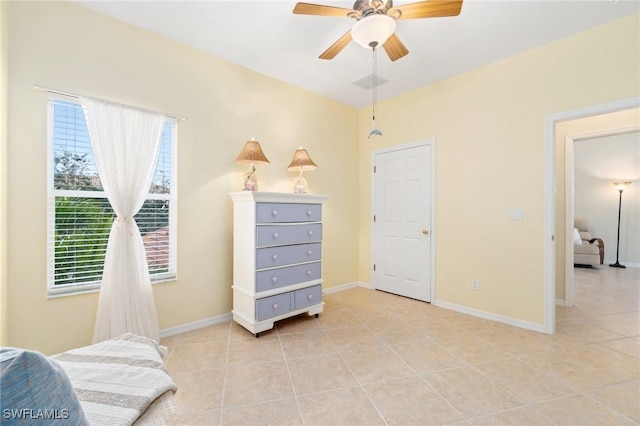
[114,216,135,234]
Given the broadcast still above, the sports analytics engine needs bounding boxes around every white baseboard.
[161,280,548,338]
[158,281,371,338]
[159,312,232,339]
[327,282,547,333]
[323,281,371,294]
[433,300,547,334]
[556,299,566,306]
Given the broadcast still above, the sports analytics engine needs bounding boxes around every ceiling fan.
[293,0,463,61]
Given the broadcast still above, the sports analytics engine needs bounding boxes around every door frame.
[544,96,639,334]
[564,125,640,308]
[371,139,436,302]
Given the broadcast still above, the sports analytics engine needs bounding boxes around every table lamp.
[234,138,270,191]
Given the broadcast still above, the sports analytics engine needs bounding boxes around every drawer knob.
[307,294,313,300]
[272,254,278,261]
[271,276,278,283]
[273,232,279,239]
[306,250,312,256]
[307,230,313,236]
[271,210,278,216]
[306,270,312,276]
[307,210,312,216]
[273,303,279,310]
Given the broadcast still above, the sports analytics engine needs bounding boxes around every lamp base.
[243,167,259,191]
[609,262,626,268]
[293,175,308,194]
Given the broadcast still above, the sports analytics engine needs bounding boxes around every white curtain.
[80,97,165,344]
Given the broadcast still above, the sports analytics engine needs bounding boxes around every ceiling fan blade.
[293,2,355,17]
[382,33,409,62]
[394,0,463,20]
[319,30,352,60]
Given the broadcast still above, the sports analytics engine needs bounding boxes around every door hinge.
[373,264,376,271]
[373,215,376,222]
[373,166,376,173]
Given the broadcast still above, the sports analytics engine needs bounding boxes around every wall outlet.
[472,279,479,290]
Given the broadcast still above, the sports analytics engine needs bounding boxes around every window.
[47,96,177,296]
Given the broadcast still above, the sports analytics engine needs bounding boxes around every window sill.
[47,274,177,299]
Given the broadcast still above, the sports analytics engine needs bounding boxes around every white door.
[372,141,433,302]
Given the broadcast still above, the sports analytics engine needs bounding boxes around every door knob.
[422,229,430,235]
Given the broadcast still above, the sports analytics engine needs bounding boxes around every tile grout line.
[275,318,311,425]
[580,386,640,424]
[326,321,390,426]
[217,321,232,426]
[380,331,468,422]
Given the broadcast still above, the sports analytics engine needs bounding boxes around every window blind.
[48,98,177,295]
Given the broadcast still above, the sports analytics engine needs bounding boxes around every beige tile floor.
[160,266,639,425]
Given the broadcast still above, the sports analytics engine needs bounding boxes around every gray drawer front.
[256,262,321,293]
[294,285,323,310]
[256,292,292,321]
[256,203,321,223]
[256,243,321,269]
[257,223,322,247]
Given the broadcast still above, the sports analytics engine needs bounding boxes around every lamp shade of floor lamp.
[234,138,270,191]
[610,181,631,268]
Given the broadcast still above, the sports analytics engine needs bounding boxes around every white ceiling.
[76,0,639,108]
[576,132,640,180]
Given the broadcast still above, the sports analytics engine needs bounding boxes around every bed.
[1,334,178,425]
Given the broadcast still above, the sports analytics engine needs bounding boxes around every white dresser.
[229,191,328,336]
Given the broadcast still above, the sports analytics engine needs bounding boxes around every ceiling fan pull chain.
[373,44,377,121]
[367,44,383,139]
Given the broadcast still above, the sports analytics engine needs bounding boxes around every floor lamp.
[610,181,631,268]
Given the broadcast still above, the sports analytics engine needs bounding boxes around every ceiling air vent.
[352,73,388,90]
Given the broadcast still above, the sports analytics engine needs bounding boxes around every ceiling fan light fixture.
[351,14,396,49]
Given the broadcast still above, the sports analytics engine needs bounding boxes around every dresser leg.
[255,332,260,338]
[314,314,319,318]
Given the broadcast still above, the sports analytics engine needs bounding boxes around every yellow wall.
[5,1,639,353]
[357,14,639,326]
[6,1,359,354]
[1,0,9,346]
[555,108,640,302]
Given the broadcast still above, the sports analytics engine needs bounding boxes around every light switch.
[509,208,524,220]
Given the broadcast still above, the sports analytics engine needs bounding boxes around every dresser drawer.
[255,262,321,293]
[256,223,322,247]
[294,285,322,310]
[256,203,321,223]
[255,292,292,321]
[256,242,321,269]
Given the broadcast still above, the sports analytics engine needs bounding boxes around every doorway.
[371,140,435,302]
[544,96,640,334]
[564,126,640,308]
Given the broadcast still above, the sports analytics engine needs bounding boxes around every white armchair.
[574,218,604,267]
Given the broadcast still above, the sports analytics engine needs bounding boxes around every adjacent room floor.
[160,266,639,425]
